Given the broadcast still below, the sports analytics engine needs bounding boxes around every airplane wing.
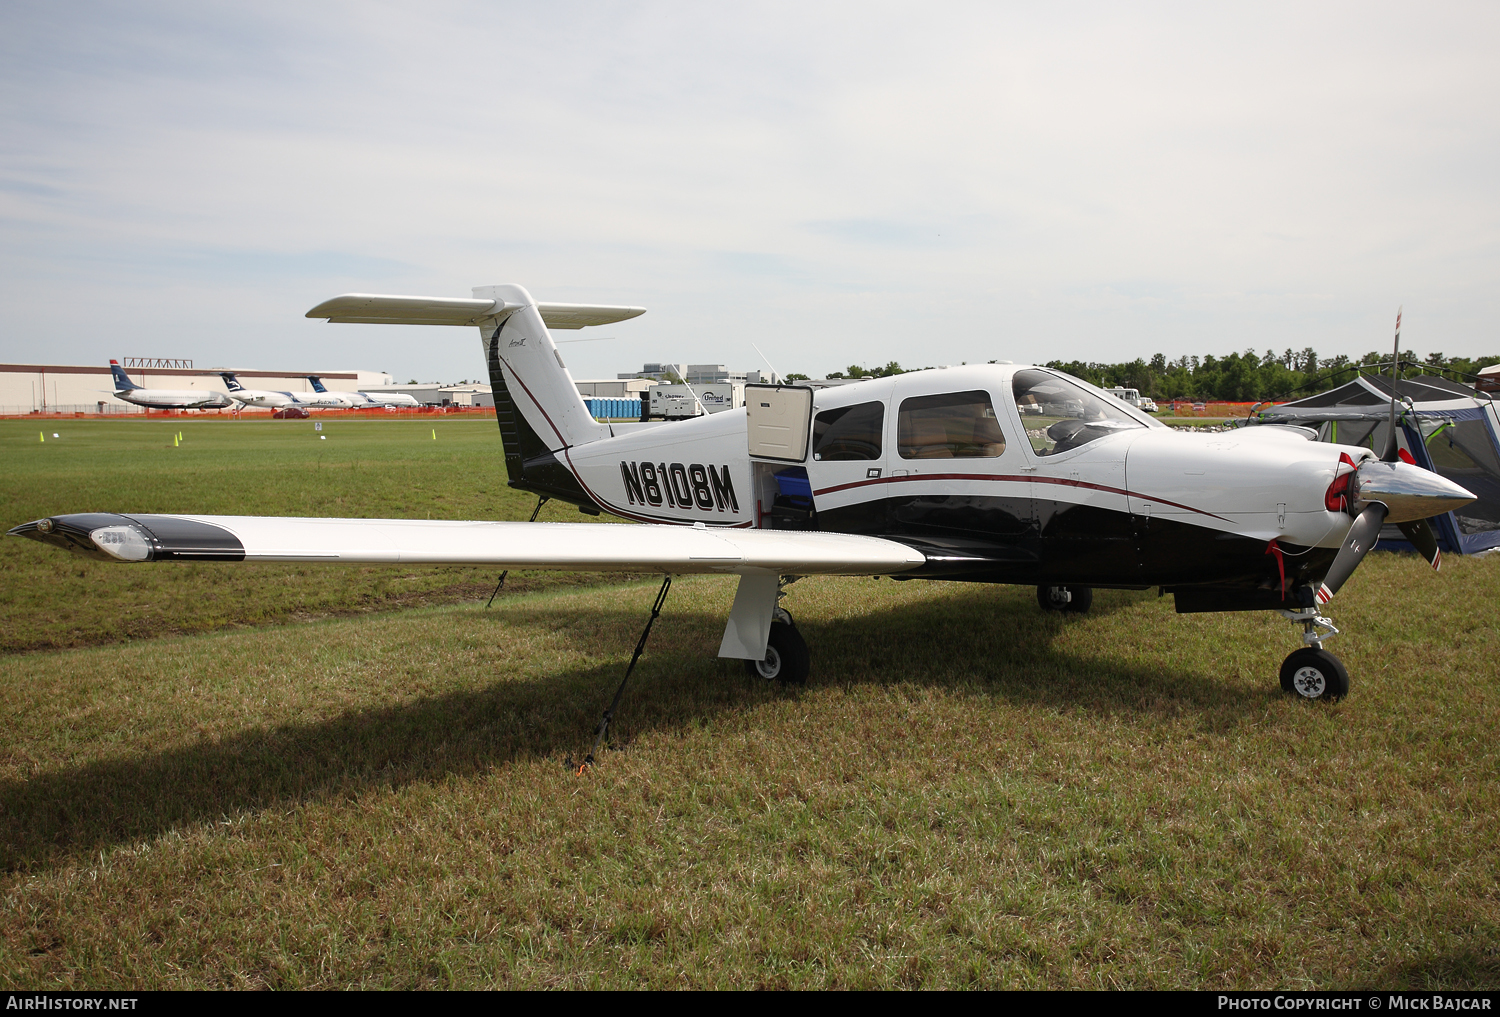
[9,514,926,576]
[304,294,647,330]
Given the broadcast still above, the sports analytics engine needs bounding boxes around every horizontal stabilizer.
[10,514,926,576]
[305,293,646,330]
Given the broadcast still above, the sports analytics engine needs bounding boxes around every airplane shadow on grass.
[0,582,1272,873]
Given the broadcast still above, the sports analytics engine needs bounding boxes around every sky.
[2,1,1498,383]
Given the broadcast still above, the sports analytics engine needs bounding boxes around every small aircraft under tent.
[16,292,1474,762]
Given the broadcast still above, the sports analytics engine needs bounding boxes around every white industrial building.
[1,361,393,415]
[616,363,768,385]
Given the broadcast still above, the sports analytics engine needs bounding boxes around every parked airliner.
[108,361,232,410]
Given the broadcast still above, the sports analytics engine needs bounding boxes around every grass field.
[2,418,1497,988]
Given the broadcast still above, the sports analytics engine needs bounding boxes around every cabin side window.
[812,401,884,461]
[896,390,1006,459]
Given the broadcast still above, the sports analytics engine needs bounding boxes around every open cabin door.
[745,384,815,529]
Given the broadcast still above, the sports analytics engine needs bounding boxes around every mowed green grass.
[1,549,1497,988]
[0,418,630,652]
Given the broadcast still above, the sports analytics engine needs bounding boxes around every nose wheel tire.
[1279,647,1349,702]
[1037,585,1093,614]
[745,620,810,685]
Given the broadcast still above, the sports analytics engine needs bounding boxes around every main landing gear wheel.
[1279,647,1349,702]
[1037,585,1093,614]
[745,620,810,685]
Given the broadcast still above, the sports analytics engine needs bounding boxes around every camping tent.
[1249,373,1500,555]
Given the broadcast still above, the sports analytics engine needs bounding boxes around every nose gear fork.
[1277,607,1340,650]
[1275,607,1348,702]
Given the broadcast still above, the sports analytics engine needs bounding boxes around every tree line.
[812,350,1498,402]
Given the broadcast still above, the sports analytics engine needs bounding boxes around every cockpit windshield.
[1012,369,1149,455]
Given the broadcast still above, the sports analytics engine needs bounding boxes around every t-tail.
[218,372,246,393]
[306,284,646,511]
[108,360,140,391]
[307,376,328,393]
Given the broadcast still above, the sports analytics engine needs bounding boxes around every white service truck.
[647,383,745,420]
[1104,386,1158,414]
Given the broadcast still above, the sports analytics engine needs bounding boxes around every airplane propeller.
[1377,308,1445,569]
[1317,309,1467,602]
[1317,501,1388,604]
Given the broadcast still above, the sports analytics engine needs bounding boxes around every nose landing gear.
[1277,607,1348,701]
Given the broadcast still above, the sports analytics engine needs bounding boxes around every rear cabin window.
[897,390,1006,459]
[812,401,884,461]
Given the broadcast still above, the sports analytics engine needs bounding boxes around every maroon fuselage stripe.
[812,471,1229,521]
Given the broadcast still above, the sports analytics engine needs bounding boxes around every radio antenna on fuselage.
[751,343,782,385]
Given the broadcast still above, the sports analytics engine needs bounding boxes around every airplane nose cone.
[1354,460,1475,523]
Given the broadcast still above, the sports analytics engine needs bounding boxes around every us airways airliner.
[20,294,1471,711]
[108,361,232,410]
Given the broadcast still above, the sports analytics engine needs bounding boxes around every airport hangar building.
[1,361,394,414]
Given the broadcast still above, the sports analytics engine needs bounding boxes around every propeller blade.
[1397,518,1442,571]
[1316,503,1388,604]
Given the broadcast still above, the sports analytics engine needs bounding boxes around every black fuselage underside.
[815,493,1334,594]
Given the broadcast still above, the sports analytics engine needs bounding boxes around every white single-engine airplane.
[107,360,233,410]
[20,290,1473,721]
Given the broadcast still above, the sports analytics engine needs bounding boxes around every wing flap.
[10,515,925,576]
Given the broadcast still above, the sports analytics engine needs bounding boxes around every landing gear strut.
[1277,607,1348,701]
[1037,585,1092,613]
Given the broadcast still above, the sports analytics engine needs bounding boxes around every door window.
[897,390,1006,459]
[812,401,884,461]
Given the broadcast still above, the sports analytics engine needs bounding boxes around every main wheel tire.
[1037,585,1093,613]
[744,620,811,684]
[1279,647,1349,702]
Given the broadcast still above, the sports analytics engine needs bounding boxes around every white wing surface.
[11,514,925,576]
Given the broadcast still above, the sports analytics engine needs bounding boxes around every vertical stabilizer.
[218,373,245,392]
[108,360,140,391]
[307,376,329,393]
[474,284,609,453]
